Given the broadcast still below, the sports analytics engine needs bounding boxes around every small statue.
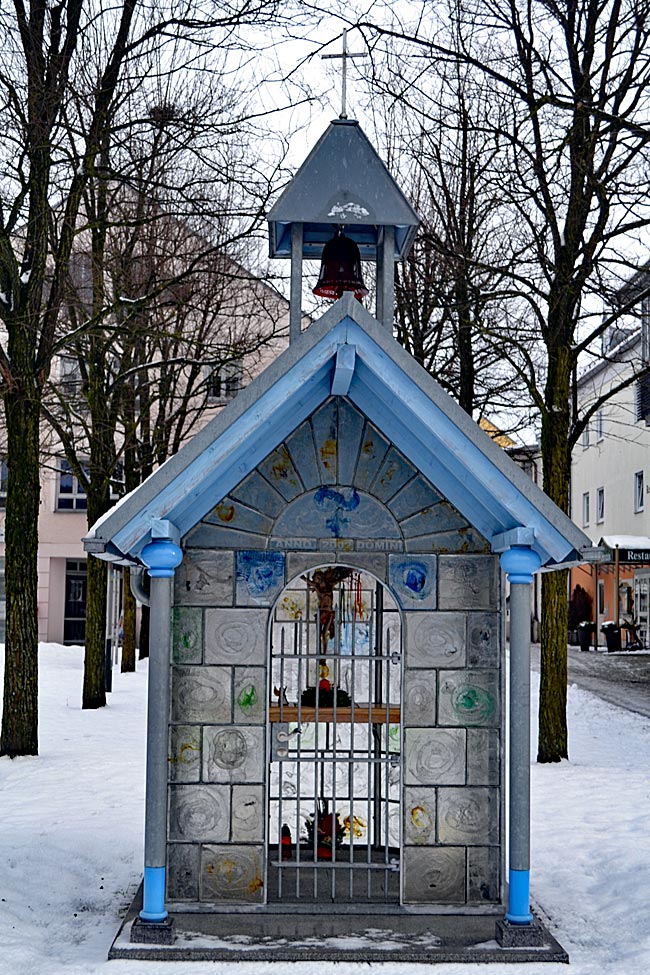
[273,685,289,706]
[318,659,331,692]
[302,566,352,654]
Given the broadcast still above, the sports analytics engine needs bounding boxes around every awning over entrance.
[599,536,650,563]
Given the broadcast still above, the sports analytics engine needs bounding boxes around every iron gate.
[268,569,402,904]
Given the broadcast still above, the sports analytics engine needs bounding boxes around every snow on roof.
[600,535,650,549]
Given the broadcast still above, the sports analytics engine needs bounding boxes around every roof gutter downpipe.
[130,566,151,607]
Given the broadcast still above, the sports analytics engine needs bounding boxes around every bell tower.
[267,118,420,338]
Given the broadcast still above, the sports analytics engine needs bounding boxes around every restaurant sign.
[615,548,650,563]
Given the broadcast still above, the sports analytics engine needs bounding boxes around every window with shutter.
[636,374,650,423]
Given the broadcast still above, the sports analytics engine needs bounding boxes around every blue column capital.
[141,537,183,578]
[500,545,542,584]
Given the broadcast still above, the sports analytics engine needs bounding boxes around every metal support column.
[500,545,541,924]
[376,225,395,331]
[138,532,183,923]
[290,222,303,343]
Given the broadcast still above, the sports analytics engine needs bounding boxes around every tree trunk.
[539,569,569,761]
[0,391,41,756]
[121,567,137,672]
[83,553,107,709]
[538,341,572,762]
[456,276,475,415]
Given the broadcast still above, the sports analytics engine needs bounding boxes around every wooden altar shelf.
[268,705,400,724]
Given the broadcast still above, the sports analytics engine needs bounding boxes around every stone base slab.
[112,883,568,963]
[130,916,175,945]
[495,917,547,948]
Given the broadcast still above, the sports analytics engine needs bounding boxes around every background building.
[570,284,650,646]
[0,273,291,646]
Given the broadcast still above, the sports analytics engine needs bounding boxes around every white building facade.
[570,296,650,645]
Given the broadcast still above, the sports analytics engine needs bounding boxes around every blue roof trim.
[350,367,504,538]
[86,294,591,569]
[345,328,578,563]
[163,377,331,552]
[108,332,345,558]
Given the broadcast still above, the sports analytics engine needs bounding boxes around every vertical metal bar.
[290,223,303,343]
[385,618,391,870]
[382,754,389,901]
[501,547,541,926]
[142,573,174,916]
[349,590,356,900]
[314,605,320,901]
[139,534,182,923]
[378,225,395,332]
[366,590,373,898]
[375,584,384,701]
[376,229,385,325]
[335,588,342,687]
[350,593,357,718]
[278,624,285,902]
[385,620,394,901]
[348,588,357,900]
[331,603,338,902]
[348,745,354,901]
[296,617,302,900]
[615,544,620,629]
[508,578,533,922]
[343,584,351,900]
[373,583,383,850]
[280,626,286,720]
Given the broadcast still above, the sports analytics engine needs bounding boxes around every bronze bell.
[313,228,368,301]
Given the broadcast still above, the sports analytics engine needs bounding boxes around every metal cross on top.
[322,29,366,119]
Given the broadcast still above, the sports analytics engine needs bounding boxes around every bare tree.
[365,57,530,429]
[0,0,298,754]
[45,133,289,703]
[350,0,650,761]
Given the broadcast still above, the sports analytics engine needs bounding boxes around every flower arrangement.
[303,801,345,859]
[300,685,351,708]
[300,658,351,708]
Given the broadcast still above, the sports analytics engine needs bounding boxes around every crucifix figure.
[302,566,353,655]
[322,29,366,119]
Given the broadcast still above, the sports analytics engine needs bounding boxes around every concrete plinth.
[495,917,546,948]
[112,883,568,963]
[130,916,175,945]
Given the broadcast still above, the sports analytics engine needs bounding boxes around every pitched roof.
[85,294,591,569]
[267,119,420,261]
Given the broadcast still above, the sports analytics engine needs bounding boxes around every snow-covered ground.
[1,643,649,975]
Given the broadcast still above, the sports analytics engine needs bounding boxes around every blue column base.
[505,868,533,924]
[139,866,168,922]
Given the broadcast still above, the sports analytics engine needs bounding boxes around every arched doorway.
[267,565,403,905]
